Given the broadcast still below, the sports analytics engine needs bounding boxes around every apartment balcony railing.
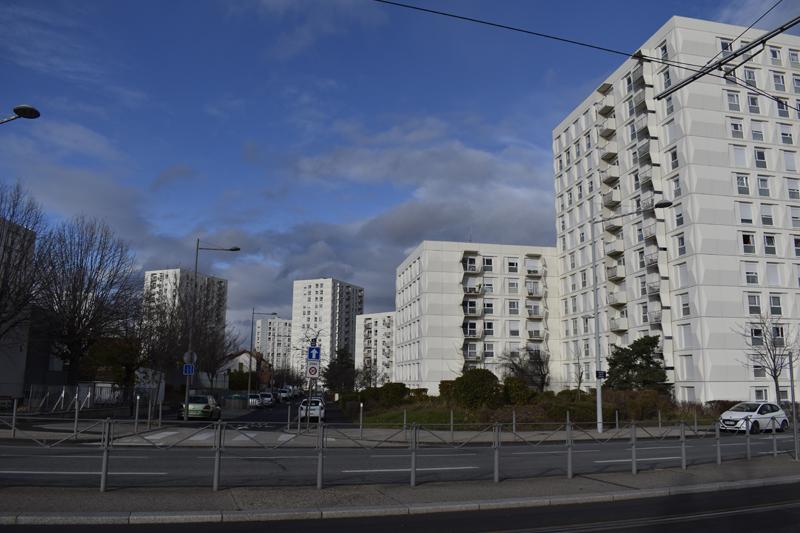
[636,138,652,161]
[463,285,485,295]
[462,306,482,317]
[648,310,663,324]
[645,251,665,268]
[597,94,614,116]
[526,267,543,278]
[462,263,482,274]
[633,86,654,112]
[632,62,653,86]
[604,238,624,256]
[641,193,656,211]
[598,139,618,161]
[646,280,662,295]
[608,291,627,306]
[526,308,544,319]
[527,330,544,340]
[643,223,657,240]
[462,328,483,339]
[639,164,655,186]
[598,117,616,138]
[606,265,626,281]
[602,189,621,208]
[600,167,620,185]
[605,215,623,232]
[635,114,656,136]
[526,287,543,297]
[609,317,629,332]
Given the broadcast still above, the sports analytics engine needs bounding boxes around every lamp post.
[0,104,40,126]
[249,310,279,403]
[183,238,240,421]
[587,196,672,433]
[788,351,799,461]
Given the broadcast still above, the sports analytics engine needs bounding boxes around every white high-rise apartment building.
[395,241,560,394]
[290,278,364,370]
[553,16,800,403]
[254,317,292,370]
[354,312,394,387]
[143,268,227,331]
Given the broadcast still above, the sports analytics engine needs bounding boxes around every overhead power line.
[700,0,783,68]
[371,0,800,112]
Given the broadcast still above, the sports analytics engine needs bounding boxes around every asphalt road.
[0,424,795,489]
[5,480,800,532]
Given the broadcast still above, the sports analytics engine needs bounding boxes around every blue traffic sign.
[307,346,321,360]
[182,363,195,376]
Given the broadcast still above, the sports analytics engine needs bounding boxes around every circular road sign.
[307,365,319,378]
[183,351,197,364]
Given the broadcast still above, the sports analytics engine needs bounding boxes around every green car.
[179,395,222,420]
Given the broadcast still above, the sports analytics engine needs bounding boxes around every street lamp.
[587,196,672,433]
[0,105,40,126]
[183,238,240,421]
[249,310,279,403]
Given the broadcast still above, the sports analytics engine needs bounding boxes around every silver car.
[719,402,789,433]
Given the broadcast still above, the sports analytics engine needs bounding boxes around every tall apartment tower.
[354,312,395,387]
[395,241,560,394]
[254,317,292,370]
[143,268,228,331]
[552,16,800,403]
[289,278,364,370]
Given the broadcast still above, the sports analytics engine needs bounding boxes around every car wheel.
[781,420,789,432]
[750,421,760,434]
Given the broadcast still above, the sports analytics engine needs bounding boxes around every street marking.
[512,449,600,455]
[342,466,479,473]
[594,456,680,463]
[0,471,167,475]
[196,455,316,460]
[188,431,214,441]
[143,431,178,440]
[369,453,478,458]
[232,432,259,442]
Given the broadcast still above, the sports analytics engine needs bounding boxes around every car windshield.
[249,394,260,399]
[189,396,208,403]
[729,402,760,412]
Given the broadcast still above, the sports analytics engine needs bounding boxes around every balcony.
[526,287,543,297]
[636,138,652,160]
[527,308,544,319]
[635,114,656,136]
[641,192,656,211]
[643,223,657,240]
[600,167,620,184]
[598,117,616,138]
[648,310,663,324]
[609,317,629,332]
[463,285,484,295]
[608,291,627,306]
[631,62,653,86]
[645,251,665,268]
[526,267,543,277]
[639,164,655,186]
[462,327,483,339]
[598,139,618,161]
[633,86,654,112]
[646,280,661,295]
[597,94,614,116]
[602,189,621,208]
[527,330,544,340]
[604,238,624,256]
[462,262,482,274]
[606,265,625,281]
[462,305,482,317]
[605,216,623,232]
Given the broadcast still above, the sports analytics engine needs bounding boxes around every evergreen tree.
[605,335,671,394]
[321,347,356,395]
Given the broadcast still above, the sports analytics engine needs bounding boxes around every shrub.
[503,376,531,405]
[452,369,501,409]
[409,388,429,402]
[439,380,455,404]
[378,382,410,408]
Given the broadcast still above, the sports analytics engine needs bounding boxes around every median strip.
[342,466,479,473]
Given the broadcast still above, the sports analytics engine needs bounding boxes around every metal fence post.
[288,403,292,432]
[73,391,79,439]
[147,395,153,430]
[213,421,223,491]
[11,398,17,439]
[566,414,573,479]
[134,395,140,434]
[158,402,162,427]
[316,423,325,490]
[359,402,363,440]
[680,421,687,470]
[410,422,417,488]
[715,423,722,465]
[772,416,778,458]
[493,422,500,483]
[99,418,110,492]
[403,409,407,436]
[658,410,661,430]
[450,409,454,443]
[745,417,752,461]
[615,410,619,431]
[512,408,517,434]
[693,410,698,434]
[631,422,637,475]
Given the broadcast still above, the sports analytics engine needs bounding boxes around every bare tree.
[0,183,47,344]
[196,321,242,392]
[499,345,550,393]
[574,364,585,399]
[37,216,138,382]
[737,312,799,403]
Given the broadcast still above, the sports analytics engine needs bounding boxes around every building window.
[483,257,493,271]
[794,237,800,256]
[672,177,682,198]
[679,293,690,316]
[484,343,494,358]
[483,300,494,315]
[751,121,765,142]
[720,38,733,56]
[507,259,518,273]
[733,145,747,167]
[744,68,757,87]
[508,321,520,337]
[748,94,760,114]
[730,118,744,138]
[757,176,770,196]
[764,234,777,255]
[742,233,756,254]
[792,207,800,228]
[770,294,783,315]
[773,72,786,92]
[793,74,800,94]
[754,365,766,378]
[781,124,794,145]
[508,300,519,315]
[669,148,679,170]
[663,69,672,89]
[754,148,768,169]
[778,99,790,118]
[676,234,686,256]
[508,279,519,294]
[484,321,494,336]
[791,49,800,67]
[727,91,740,112]
[784,151,797,172]
[675,205,684,226]
[737,174,750,194]
[770,46,782,65]
[761,204,774,226]
[666,95,674,115]
[789,178,800,199]
[748,294,761,314]
[745,264,758,285]
[738,202,753,224]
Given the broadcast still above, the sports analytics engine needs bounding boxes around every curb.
[3,474,800,525]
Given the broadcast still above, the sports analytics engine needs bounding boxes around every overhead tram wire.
[370,0,800,112]
[699,0,783,68]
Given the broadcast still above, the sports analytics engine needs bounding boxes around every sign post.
[182,351,197,422]
[306,345,321,430]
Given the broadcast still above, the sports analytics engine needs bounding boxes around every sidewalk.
[2,455,800,525]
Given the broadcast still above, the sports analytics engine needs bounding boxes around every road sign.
[183,351,197,364]
[182,363,195,376]
[310,338,317,347]
[307,346,321,360]
[595,370,607,379]
[306,362,320,379]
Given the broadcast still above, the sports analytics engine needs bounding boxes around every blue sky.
[0,0,797,336]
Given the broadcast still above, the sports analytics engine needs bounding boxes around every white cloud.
[714,0,800,34]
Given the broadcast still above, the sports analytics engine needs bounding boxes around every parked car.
[719,402,789,433]
[179,395,221,420]
[298,398,325,421]
[278,388,290,403]
[259,392,275,407]
[248,394,262,408]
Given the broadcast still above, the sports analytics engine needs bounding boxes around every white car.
[278,389,290,403]
[719,402,789,433]
[298,398,325,421]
